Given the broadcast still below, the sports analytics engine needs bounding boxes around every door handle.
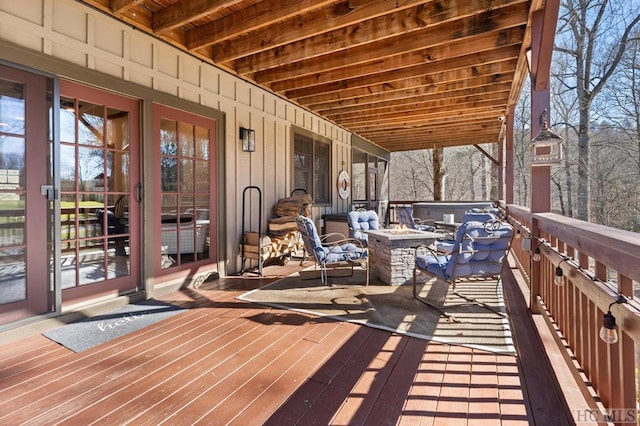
[40,185,58,200]
[135,183,142,203]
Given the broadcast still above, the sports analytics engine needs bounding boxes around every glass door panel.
[0,64,53,325]
[154,104,216,274]
[58,81,139,305]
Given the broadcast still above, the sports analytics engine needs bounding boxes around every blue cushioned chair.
[297,215,369,285]
[395,206,435,232]
[435,209,501,254]
[468,206,503,220]
[347,210,380,246]
[413,219,513,318]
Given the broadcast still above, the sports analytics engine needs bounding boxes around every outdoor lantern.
[239,127,256,152]
[531,110,563,166]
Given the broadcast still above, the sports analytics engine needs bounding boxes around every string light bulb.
[554,257,571,286]
[599,294,629,344]
[600,312,618,344]
[532,247,541,262]
[554,265,564,286]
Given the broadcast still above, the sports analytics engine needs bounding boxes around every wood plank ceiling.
[79,0,538,152]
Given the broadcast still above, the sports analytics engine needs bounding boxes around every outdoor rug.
[238,268,515,354]
[43,299,186,353]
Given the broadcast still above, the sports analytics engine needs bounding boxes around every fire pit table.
[364,228,441,285]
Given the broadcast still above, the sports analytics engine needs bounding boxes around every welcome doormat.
[43,299,186,353]
[238,269,515,354]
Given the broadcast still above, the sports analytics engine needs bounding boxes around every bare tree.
[550,52,579,217]
[601,33,640,230]
[390,146,495,203]
[555,0,640,221]
[446,148,483,200]
[513,83,531,207]
[389,150,433,201]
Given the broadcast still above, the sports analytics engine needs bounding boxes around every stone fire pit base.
[365,229,440,285]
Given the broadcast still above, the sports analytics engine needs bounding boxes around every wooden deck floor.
[0,262,577,425]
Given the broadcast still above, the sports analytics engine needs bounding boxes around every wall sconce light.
[600,294,629,344]
[239,127,255,152]
[531,109,563,166]
[515,229,521,239]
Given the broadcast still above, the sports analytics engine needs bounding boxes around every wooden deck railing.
[389,200,639,416]
[504,203,640,416]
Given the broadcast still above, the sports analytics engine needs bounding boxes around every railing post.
[505,104,515,204]
[528,5,554,313]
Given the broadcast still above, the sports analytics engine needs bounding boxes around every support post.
[433,148,443,201]
[528,2,558,312]
[505,104,515,204]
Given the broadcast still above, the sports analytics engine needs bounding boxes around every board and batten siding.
[0,0,353,277]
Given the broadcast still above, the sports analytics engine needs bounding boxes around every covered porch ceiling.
[80,0,543,152]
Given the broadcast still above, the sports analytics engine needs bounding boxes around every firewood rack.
[240,185,263,276]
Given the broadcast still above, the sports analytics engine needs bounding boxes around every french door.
[58,81,140,306]
[0,64,53,325]
[153,104,217,277]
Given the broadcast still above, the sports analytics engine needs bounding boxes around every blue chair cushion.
[298,216,327,260]
[462,211,497,223]
[415,254,449,280]
[347,210,379,243]
[323,243,367,263]
[416,220,513,282]
[298,215,367,264]
[416,223,436,232]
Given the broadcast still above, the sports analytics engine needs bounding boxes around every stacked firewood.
[269,193,313,234]
[241,193,312,263]
[240,231,301,262]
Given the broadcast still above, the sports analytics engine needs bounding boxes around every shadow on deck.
[0,258,579,425]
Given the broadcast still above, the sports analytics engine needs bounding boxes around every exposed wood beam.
[153,0,243,34]
[185,0,335,50]
[257,26,525,88]
[78,0,536,153]
[235,0,527,75]
[360,125,498,140]
[340,103,501,129]
[111,0,144,15]
[372,131,500,144]
[474,145,500,165]
[325,94,510,122]
[360,117,500,131]
[253,7,528,84]
[347,110,504,131]
[302,72,513,108]
[268,32,522,100]
[364,124,500,137]
[209,0,429,62]
[281,49,519,99]
[313,83,513,115]
[374,136,500,152]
